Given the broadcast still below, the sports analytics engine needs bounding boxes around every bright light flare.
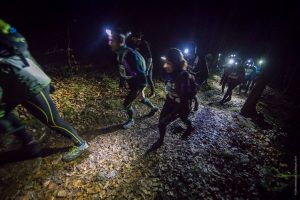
[184,48,189,55]
[126,32,132,37]
[228,58,235,64]
[105,29,112,36]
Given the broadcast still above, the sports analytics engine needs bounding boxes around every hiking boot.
[62,141,88,162]
[148,139,164,152]
[181,126,194,140]
[122,119,135,129]
[148,107,159,117]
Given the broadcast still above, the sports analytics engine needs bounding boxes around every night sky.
[1,0,299,76]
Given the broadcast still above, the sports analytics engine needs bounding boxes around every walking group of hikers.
[0,19,260,162]
[219,56,263,105]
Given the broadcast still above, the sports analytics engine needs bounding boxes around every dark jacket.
[225,65,245,84]
[165,70,192,108]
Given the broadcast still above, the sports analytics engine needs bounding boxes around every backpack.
[0,31,29,66]
[188,72,198,99]
[180,70,197,99]
[117,47,146,76]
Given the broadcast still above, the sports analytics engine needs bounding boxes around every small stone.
[95,172,107,182]
[86,187,97,194]
[43,180,51,188]
[57,190,67,198]
[140,124,148,129]
[45,193,55,200]
[72,179,83,188]
[48,182,57,190]
[106,170,117,179]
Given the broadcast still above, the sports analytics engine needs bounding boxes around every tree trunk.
[240,67,271,118]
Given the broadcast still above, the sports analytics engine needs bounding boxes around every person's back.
[135,40,152,61]
[128,32,155,97]
[115,45,147,89]
[245,65,256,80]
[107,29,158,129]
[228,65,244,83]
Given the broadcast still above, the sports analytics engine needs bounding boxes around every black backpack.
[0,31,29,66]
[187,72,198,99]
[178,70,197,99]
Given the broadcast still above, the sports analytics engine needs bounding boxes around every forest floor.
[0,73,297,200]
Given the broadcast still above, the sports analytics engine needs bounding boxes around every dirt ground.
[0,74,295,199]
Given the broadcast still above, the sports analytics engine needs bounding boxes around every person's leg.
[147,99,179,153]
[239,81,245,94]
[179,102,192,138]
[157,99,178,141]
[150,99,178,150]
[5,113,41,155]
[221,81,226,93]
[3,102,37,146]
[123,88,140,129]
[225,90,233,102]
[225,82,239,102]
[221,76,228,94]
[139,88,159,116]
[23,88,88,162]
[5,113,32,144]
[245,80,251,93]
[181,117,192,139]
[193,96,199,111]
[250,78,257,91]
[221,82,230,103]
[221,81,236,103]
[147,63,155,97]
[24,93,84,145]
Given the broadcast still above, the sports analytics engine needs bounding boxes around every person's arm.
[144,41,152,73]
[146,58,152,74]
[239,67,245,83]
[220,68,228,84]
[220,73,225,85]
[250,66,257,79]
[0,87,5,118]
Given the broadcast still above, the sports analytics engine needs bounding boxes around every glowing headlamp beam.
[184,48,189,55]
[228,58,235,65]
[105,29,112,36]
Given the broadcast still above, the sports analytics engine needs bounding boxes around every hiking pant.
[158,97,191,141]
